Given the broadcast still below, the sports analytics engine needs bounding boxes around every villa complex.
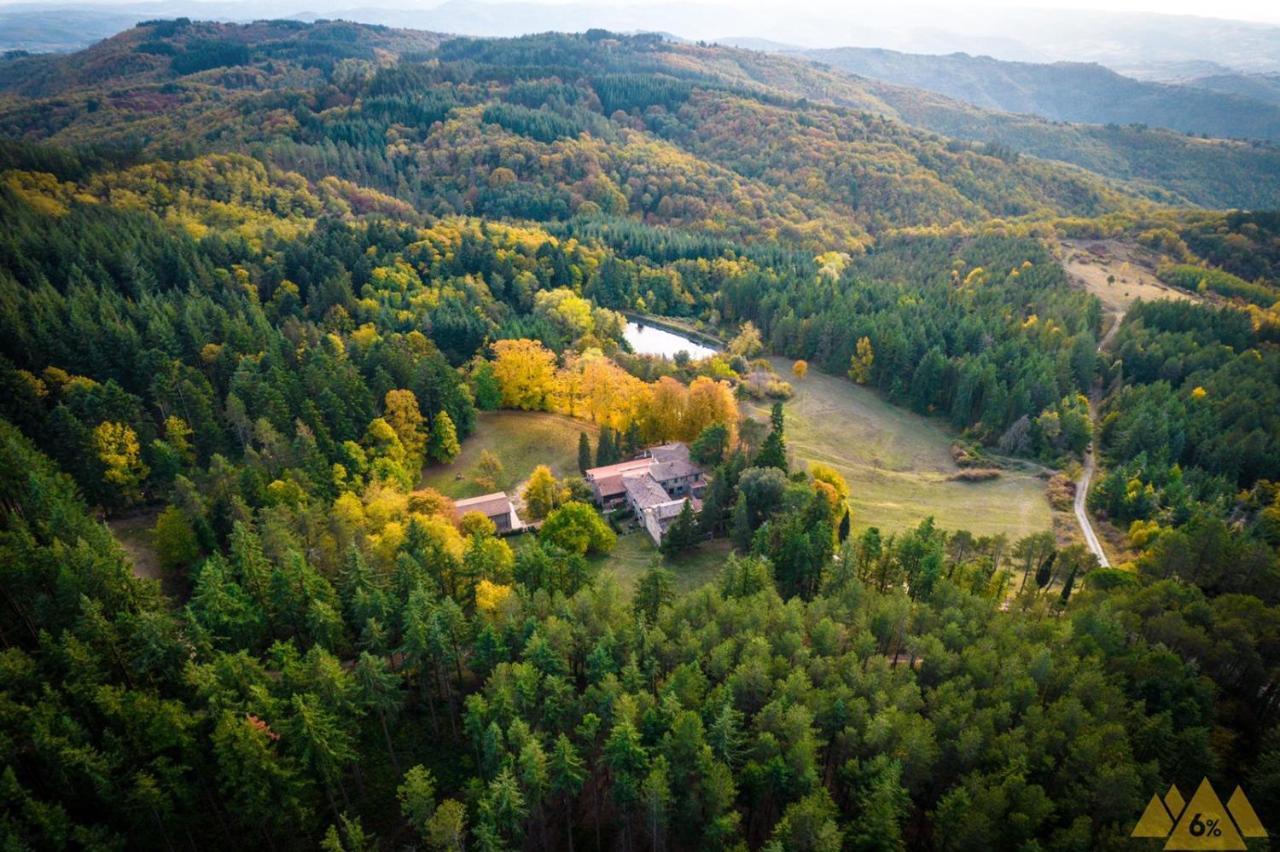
[584,442,705,544]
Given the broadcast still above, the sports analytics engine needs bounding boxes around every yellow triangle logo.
[1226,786,1267,838]
[1132,793,1174,837]
[1163,778,1245,851]
[1166,784,1186,819]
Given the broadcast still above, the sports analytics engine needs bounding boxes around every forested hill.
[795,47,1280,143]
[0,21,1152,250]
[3,22,1278,215]
[851,78,1280,210]
[0,21,1269,232]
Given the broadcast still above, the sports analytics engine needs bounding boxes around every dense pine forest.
[1,19,1279,850]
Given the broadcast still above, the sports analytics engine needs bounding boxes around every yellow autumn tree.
[383,389,427,464]
[164,415,195,463]
[810,463,850,502]
[849,337,874,384]
[792,360,808,380]
[728,321,764,358]
[93,421,148,504]
[646,377,689,443]
[475,579,513,617]
[685,376,739,444]
[492,339,559,410]
[580,355,645,429]
[522,465,563,521]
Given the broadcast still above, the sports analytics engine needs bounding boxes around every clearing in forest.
[599,532,732,594]
[420,410,598,499]
[1060,239,1195,319]
[747,358,1054,539]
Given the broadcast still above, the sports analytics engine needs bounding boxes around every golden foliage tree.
[492,339,559,410]
[849,337,874,384]
[92,421,148,504]
[522,465,563,521]
[728,321,763,358]
[383,389,427,464]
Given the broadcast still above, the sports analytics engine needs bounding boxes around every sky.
[8,0,1280,22]
[651,0,1280,25]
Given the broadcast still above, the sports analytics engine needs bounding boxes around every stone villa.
[584,442,704,544]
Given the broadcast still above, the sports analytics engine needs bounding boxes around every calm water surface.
[623,321,718,359]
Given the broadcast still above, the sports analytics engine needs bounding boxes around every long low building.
[452,491,522,534]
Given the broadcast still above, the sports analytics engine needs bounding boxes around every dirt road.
[1075,443,1110,567]
[1075,310,1122,568]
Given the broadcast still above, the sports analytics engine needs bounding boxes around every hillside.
[0,23,1159,250]
[796,46,1280,142]
[1185,71,1280,107]
[3,22,1279,212]
[851,76,1280,210]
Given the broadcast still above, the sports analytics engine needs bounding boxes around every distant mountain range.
[2,0,1280,77]
[788,47,1280,142]
[2,17,1276,211]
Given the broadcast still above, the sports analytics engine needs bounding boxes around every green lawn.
[420,411,598,499]
[748,357,1053,539]
[596,531,730,594]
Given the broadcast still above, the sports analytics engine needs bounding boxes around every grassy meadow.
[597,532,731,594]
[420,411,598,499]
[749,358,1053,539]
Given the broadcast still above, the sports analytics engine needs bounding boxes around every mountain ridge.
[1,20,1277,214]
[793,45,1280,143]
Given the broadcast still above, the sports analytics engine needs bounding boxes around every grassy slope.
[420,411,598,499]
[749,358,1053,539]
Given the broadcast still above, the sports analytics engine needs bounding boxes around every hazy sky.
[691,0,1280,25]
[13,0,1280,22]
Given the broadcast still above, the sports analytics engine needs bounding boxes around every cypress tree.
[730,499,753,550]
[578,431,592,473]
[1058,566,1078,605]
[754,405,787,471]
[1035,551,1056,589]
[597,427,617,466]
[623,421,642,456]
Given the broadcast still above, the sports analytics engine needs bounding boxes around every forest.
[0,19,1278,851]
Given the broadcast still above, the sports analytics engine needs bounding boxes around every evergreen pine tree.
[730,499,753,550]
[596,427,617,466]
[754,404,788,471]
[660,500,698,557]
[623,421,642,456]
[578,432,592,473]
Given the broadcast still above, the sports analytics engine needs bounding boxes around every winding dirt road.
[1075,445,1110,567]
[1075,311,1123,568]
